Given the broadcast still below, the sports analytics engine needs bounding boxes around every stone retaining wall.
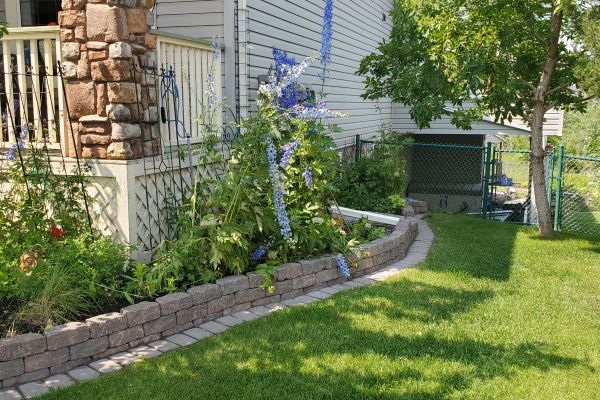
[0,219,418,389]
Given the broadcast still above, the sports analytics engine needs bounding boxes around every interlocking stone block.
[93,344,128,361]
[316,268,339,283]
[176,304,208,326]
[43,322,89,352]
[69,336,109,360]
[162,323,192,338]
[235,288,266,304]
[187,284,222,305]
[275,263,302,281]
[292,274,316,290]
[89,359,122,374]
[207,294,235,314]
[0,334,46,362]
[121,301,160,327]
[49,357,90,375]
[24,348,69,372]
[252,295,280,307]
[272,279,293,295]
[18,382,48,399]
[280,289,303,301]
[301,258,327,275]
[246,272,264,288]
[109,325,144,348]
[0,359,24,380]
[142,314,176,336]
[43,374,74,391]
[67,366,99,381]
[86,313,128,338]
[155,292,193,316]
[216,276,249,295]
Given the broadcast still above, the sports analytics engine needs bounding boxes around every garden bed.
[0,217,418,389]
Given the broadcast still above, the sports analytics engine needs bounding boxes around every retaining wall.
[0,219,418,388]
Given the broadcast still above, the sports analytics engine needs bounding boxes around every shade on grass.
[40,215,600,400]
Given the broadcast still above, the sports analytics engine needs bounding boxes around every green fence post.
[354,134,361,163]
[547,147,555,206]
[553,145,565,231]
[482,142,493,219]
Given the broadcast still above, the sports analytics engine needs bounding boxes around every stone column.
[59,0,159,159]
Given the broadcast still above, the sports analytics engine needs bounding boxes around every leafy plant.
[335,130,411,214]
[349,216,385,243]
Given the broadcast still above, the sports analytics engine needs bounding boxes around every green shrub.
[335,130,412,213]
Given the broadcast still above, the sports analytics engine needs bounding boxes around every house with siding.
[0,0,563,247]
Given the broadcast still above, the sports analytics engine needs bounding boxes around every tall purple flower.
[5,138,24,162]
[250,245,268,262]
[336,253,350,278]
[303,167,313,188]
[319,0,334,79]
[266,137,292,240]
[279,140,300,169]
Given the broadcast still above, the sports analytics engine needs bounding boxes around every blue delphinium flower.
[336,253,350,278]
[205,73,218,110]
[261,49,313,112]
[319,0,334,79]
[250,245,268,262]
[211,37,221,59]
[266,137,293,240]
[5,138,24,161]
[279,140,300,169]
[303,167,313,188]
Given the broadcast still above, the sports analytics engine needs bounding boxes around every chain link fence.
[354,137,600,237]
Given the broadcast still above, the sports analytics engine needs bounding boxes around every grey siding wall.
[0,1,6,24]
[246,0,395,147]
[155,0,224,39]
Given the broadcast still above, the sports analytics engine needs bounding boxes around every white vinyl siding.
[155,0,224,39]
[246,0,395,147]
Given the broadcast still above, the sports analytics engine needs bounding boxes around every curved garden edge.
[0,214,421,392]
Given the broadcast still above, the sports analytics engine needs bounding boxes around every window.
[20,0,61,26]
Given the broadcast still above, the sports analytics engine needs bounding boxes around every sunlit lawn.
[41,215,600,400]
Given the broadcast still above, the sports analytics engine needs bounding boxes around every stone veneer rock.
[59,0,159,160]
[0,219,418,389]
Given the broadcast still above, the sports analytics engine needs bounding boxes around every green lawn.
[41,215,600,400]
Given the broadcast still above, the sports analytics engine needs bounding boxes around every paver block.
[67,366,99,381]
[182,328,213,341]
[320,286,342,295]
[165,334,196,347]
[176,304,208,326]
[43,374,74,390]
[110,352,140,366]
[130,346,161,359]
[306,290,332,300]
[248,306,270,316]
[231,311,260,322]
[0,334,46,362]
[88,359,122,374]
[275,263,302,281]
[17,382,47,399]
[342,281,365,288]
[0,389,22,400]
[316,268,339,283]
[353,277,375,285]
[215,316,244,327]
[216,276,249,295]
[155,293,193,315]
[121,302,161,327]
[24,348,69,372]
[198,321,228,334]
[86,313,128,338]
[265,303,287,312]
[45,323,89,351]
[148,340,178,353]
[207,295,235,314]
[187,284,222,305]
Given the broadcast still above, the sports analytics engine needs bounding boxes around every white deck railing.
[0,26,64,148]
[153,30,223,146]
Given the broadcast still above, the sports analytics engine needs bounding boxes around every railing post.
[482,142,493,219]
[354,134,361,163]
[553,145,565,231]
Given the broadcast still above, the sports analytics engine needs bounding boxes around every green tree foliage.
[358,0,600,235]
[557,102,600,156]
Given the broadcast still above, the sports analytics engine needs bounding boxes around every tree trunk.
[530,8,564,236]
[530,103,553,236]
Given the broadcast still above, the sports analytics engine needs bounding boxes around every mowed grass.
[41,215,600,400]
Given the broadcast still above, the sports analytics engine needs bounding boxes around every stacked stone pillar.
[58,0,160,159]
